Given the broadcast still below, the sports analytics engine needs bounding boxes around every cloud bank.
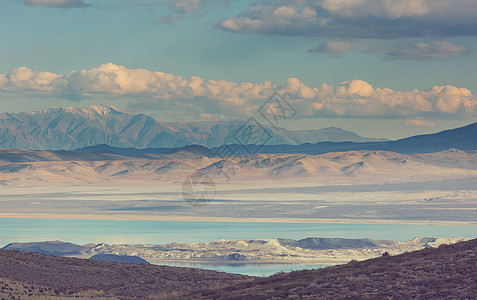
[22,0,88,8]
[157,0,211,24]
[169,0,209,13]
[309,41,351,54]
[370,40,474,61]
[0,63,475,120]
[219,0,477,39]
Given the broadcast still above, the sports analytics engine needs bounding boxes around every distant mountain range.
[0,105,386,150]
[216,121,477,155]
[0,105,474,154]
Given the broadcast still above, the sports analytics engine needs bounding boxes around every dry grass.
[0,249,249,299]
[2,239,477,299]
[183,238,477,299]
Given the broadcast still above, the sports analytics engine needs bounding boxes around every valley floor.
[0,149,476,224]
[0,179,476,225]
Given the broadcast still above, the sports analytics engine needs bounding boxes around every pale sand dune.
[0,149,476,224]
[1,150,476,186]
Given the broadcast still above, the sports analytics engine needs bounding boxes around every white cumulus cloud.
[218,0,477,39]
[0,63,476,120]
[157,0,211,24]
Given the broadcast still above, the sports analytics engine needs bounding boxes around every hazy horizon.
[0,1,476,295]
[1,103,474,140]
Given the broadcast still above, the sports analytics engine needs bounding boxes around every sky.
[0,0,476,139]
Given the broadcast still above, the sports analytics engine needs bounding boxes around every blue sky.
[0,0,476,139]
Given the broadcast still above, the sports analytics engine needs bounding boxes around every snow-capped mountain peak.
[0,105,388,150]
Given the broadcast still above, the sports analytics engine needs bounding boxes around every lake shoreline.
[147,258,343,265]
[1,213,477,226]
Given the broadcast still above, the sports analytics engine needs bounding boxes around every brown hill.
[0,249,249,299]
[2,239,477,299]
[184,238,477,299]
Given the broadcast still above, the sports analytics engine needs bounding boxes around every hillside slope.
[185,238,477,299]
[0,249,248,299]
[218,121,477,155]
[3,237,468,265]
[1,149,475,185]
[1,239,476,299]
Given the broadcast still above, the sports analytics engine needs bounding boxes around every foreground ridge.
[0,239,476,299]
[184,238,477,299]
[0,249,249,299]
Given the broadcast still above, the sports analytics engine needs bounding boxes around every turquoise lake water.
[155,262,331,277]
[2,218,476,245]
[1,218,475,276]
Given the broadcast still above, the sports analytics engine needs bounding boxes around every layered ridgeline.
[1,147,476,185]
[3,237,468,264]
[216,121,477,155]
[0,105,386,150]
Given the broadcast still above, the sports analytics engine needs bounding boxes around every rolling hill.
[0,248,248,299]
[184,238,477,299]
[216,121,477,155]
[3,237,468,265]
[1,238,476,299]
[1,147,475,185]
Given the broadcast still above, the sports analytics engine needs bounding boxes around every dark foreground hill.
[0,249,249,299]
[1,239,477,299]
[185,238,477,299]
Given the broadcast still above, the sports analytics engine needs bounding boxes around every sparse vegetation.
[0,249,248,299]
[1,239,477,299]
[181,238,477,299]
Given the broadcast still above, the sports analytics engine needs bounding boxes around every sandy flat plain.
[0,181,476,225]
[0,150,476,225]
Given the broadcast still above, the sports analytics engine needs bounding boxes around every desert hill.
[2,241,93,256]
[185,238,477,299]
[216,121,477,155]
[3,237,468,265]
[1,147,475,185]
[0,248,248,299]
[1,238,476,299]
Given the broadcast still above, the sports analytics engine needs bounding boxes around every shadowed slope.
[0,105,386,150]
[217,121,477,155]
[184,238,477,299]
[0,249,249,299]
